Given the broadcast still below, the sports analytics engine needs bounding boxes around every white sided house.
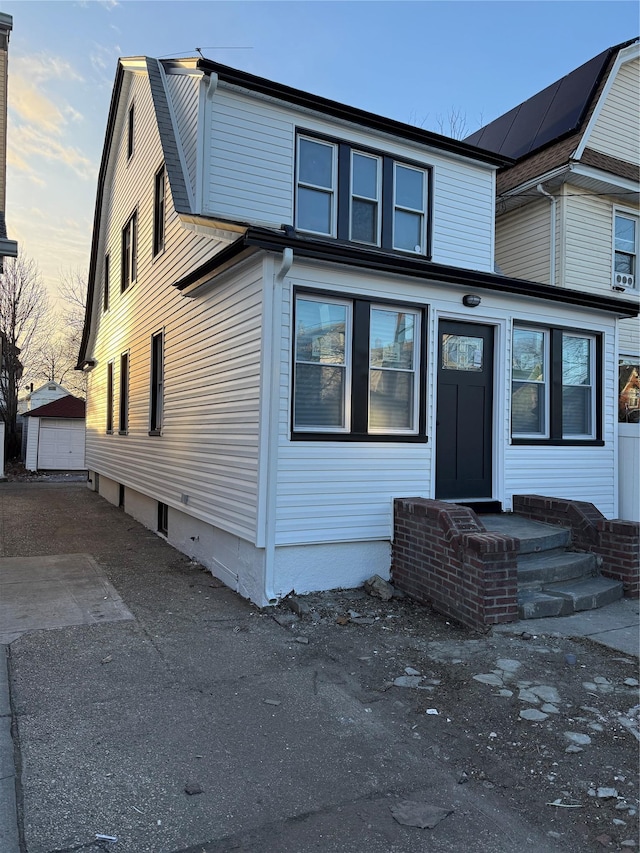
[77,56,639,606]
[468,38,640,520]
[23,394,86,472]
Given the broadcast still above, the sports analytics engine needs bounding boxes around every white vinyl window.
[350,151,381,246]
[296,137,337,236]
[393,163,426,254]
[613,211,638,288]
[293,296,351,431]
[512,328,549,437]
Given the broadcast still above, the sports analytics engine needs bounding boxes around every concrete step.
[517,550,598,589]
[518,577,624,620]
[481,514,570,555]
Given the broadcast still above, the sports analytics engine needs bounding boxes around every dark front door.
[436,320,494,500]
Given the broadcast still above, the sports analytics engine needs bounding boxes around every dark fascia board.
[76,59,131,369]
[195,57,512,169]
[177,226,638,318]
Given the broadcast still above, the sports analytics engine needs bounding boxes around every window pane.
[563,386,591,435]
[395,165,423,210]
[619,359,640,423]
[351,199,377,244]
[615,216,636,253]
[512,329,545,381]
[562,336,590,385]
[370,309,415,370]
[512,382,545,435]
[352,153,377,199]
[369,370,413,430]
[295,299,346,365]
[294,364,345,428]
[299,138,333,188]
[297,187,332,234]
[615,252,634,274]
[394,210,422,252]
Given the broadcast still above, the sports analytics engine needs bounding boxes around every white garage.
[24,395,86,472]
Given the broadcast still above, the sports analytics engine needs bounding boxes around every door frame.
[430,310,506,506]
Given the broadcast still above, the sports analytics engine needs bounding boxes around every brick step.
[481,514,570,555]
[517,550,598,589]
[518,577,624,619]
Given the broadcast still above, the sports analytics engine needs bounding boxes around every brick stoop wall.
[513,495,640,598]
[392,498,519,630]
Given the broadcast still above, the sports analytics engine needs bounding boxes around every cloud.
[14,53,83,86]
[9,125,95,181]
[10,76,66,135]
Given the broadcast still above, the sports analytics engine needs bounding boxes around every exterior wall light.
[462,294,481,307]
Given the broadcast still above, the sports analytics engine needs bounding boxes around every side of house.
[78,56,637,606]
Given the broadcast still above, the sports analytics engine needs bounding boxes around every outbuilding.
[24,395,86,472]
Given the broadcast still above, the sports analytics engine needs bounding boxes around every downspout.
[262,248,294,604]
[536,183,556,287]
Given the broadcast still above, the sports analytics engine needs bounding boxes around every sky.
[3,0,639,304]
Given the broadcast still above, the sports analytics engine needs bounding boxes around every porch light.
[462,294,481,308]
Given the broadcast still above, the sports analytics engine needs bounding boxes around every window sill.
[148,429,162,437]
[511,438,604,447]
[106,429,113,435]
[292,432,428,443]
[118,430,128,436]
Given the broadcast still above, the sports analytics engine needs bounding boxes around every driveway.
[0,482,638,853]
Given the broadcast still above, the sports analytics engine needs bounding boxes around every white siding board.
[496,200,551,284]
[205,86,496,271]
[563,188,612,293]
[588,58,640,162]
[86,69,264,544]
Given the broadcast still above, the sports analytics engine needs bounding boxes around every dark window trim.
[149,329,164,435]
[106,360,114,434]
[294,128,433,259]
[157,501,168,536]
[103,253,110,312]
[291,286,428,442]
[119,350,129,435]
[121,209,138,292]
[127,102,135,160]
[153,164,166,258]
[511,322,602,444]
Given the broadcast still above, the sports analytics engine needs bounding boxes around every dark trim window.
[106,360,114,433]
[614,210,637,289]
[127,103,135,160]
[512,325,601,443]
[103,253,110,312]
[121,210,137,292]
[153,166,166,257]
[119,351,129,434]
[157,502,168,536]
[293,289,425,440]
[295,132,430,256]
[149,330,163,434]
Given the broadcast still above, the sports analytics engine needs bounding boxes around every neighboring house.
[18,381,73,460]
[23,394,86,472]
[77,55,638,606]
[467,37,640,520]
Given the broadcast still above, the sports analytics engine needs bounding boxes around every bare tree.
[435,107,469,140]
[0,253,50,456]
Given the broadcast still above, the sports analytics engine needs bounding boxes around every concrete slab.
[0,647,19,853]
[0,554,134,644]
[494,597,640,656]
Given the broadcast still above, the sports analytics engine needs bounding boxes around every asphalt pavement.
[0,481,638,853]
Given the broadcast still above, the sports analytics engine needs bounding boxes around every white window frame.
[367,304,420,435]
[295,136,338,237]
[613,208,638,290]
[392,162,427,254]
[562,332,596,440]
[293,294,352,433]
[511,327,550,439]
[349,150,382,246]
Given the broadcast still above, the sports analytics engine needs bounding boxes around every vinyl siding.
[562,187,612,293]
[495,199,552,284]
[588,57,640,163]
[205,86,496,271]
[85,69,263,543]
[271,261,619,547]
[164,70,200,202]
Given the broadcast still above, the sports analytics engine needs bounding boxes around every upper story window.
[103,254,110,312]
[127,103,135,160]
[149,330,164,434]
[292,290,425,440]
[512,325,601,444]
[614,211,637,288]
[295,132,430,257]
[121,210,137,292]
[153,166,166,257]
